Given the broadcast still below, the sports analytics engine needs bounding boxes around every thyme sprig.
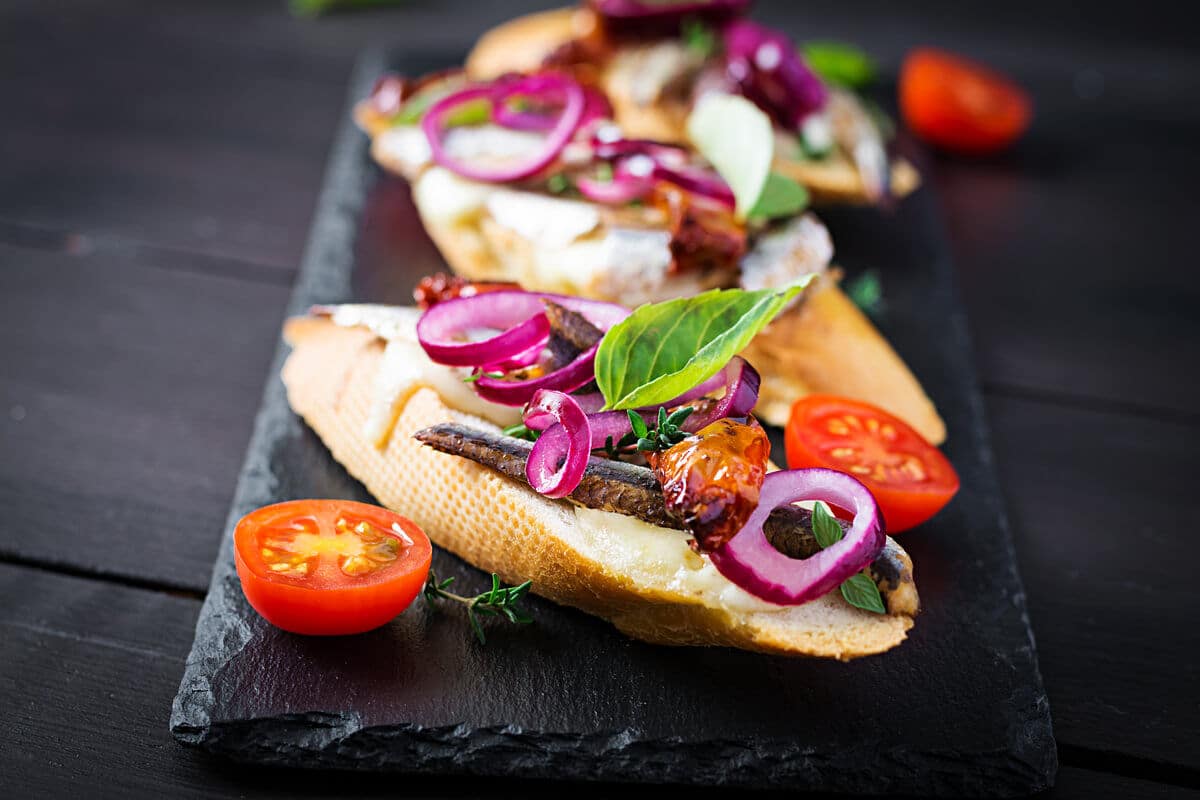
[463,370,505,384]
[422,570,534,644]
[628,406,694,452]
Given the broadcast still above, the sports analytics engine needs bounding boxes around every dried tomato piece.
[413,273,520,310]
[649,417,770,552]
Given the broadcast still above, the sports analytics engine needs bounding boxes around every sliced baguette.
[465,6,919,204]
[282,316,916,659]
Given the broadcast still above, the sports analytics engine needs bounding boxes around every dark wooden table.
[2,1,1197,797]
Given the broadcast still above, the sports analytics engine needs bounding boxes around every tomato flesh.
[785,396,960,533]
[234,499,432,635]
[899,47,1031,156]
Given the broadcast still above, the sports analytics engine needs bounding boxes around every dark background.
[1,1,1197,798]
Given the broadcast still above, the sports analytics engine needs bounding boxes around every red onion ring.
[525,391,592,498]
[416,291,552,368]
[525,392,607,430]
[724,20,828,129]
[494,85,612,132]
[575,157,654,204]
[474,343,599,406]
[650,162,736,210]
[709,469,885,605]
[679,357,760,431]
[588,131,734,207]
[422,74,586,183]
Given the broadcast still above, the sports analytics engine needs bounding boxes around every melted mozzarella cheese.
[569,507,787,614]
[413,167,493,224]
[739,214,833,292]
[485,190,601,248]
[325,304,520,446]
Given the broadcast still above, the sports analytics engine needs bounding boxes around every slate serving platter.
[171,48,1056,796]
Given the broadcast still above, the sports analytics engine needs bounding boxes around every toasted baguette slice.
[465,6,919,204]
[282,316,916,659]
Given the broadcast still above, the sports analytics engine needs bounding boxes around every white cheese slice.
[569,507,787,614]
[739,213,833,292]
[485,190,601,248]
[374,125,432,173]
[413,167,493,224]
[324,304,520,446]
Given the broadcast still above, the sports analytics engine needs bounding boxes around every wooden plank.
[0,241,288,591]
[1,564,1195,799]
[0,0,355,269]
[986,394,1200,769]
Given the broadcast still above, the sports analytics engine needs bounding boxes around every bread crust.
[282,317,915,659]
[464,6,918,204]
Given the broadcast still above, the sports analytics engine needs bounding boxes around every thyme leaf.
[422,570,534,644]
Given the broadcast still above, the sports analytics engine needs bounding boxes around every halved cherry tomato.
[899,47,1031,156]
[233,499,432,635]
[785,396,960,533]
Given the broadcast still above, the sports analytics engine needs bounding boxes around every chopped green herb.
[682,18,718,58]
[422,570,534,644]
[840,573,887,614]
[628,407,694,452]
[463,370,505,384]
[800,41,877,89]
[810,502,886,614]
[811,501,843,549]
[290,0,407,18]
[845,269,885,317]
[748,172,810,221]
[502,423,539,442]
[546,173,573,194]
[595,161,614,183]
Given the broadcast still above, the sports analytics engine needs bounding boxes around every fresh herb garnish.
[682,18,718,58]
[845,269,884,317]
[811,502,886,614]
[546,173,573,194]
[800,41,877,90]
[595,280,813,410]
[502,423,539,442]
[422,570,534,644]
[290,0,406,18]
[463,370,505,383]
[748,173,810,221]
[628,407,694,452]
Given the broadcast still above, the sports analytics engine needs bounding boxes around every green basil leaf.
[394,89,439,125]
[682,19,717,58]
[596,279,813,410]
[800,41,877,89]
[840,572,886,614]
[749,173,810,221]
[811,501,844,549]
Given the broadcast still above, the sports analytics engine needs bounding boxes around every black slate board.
[171,48,1056,796]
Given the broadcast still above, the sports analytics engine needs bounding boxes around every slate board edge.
[169,46,1056,797]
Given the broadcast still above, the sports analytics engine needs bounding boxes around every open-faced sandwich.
[281,283,938,659]
[354,62,944,443]
[464,0,918,204]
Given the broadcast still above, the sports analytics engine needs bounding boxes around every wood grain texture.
[0,241,288,591]
[1,565,1195,800]
[987,395,1200,770]
[0,0,1197,795]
